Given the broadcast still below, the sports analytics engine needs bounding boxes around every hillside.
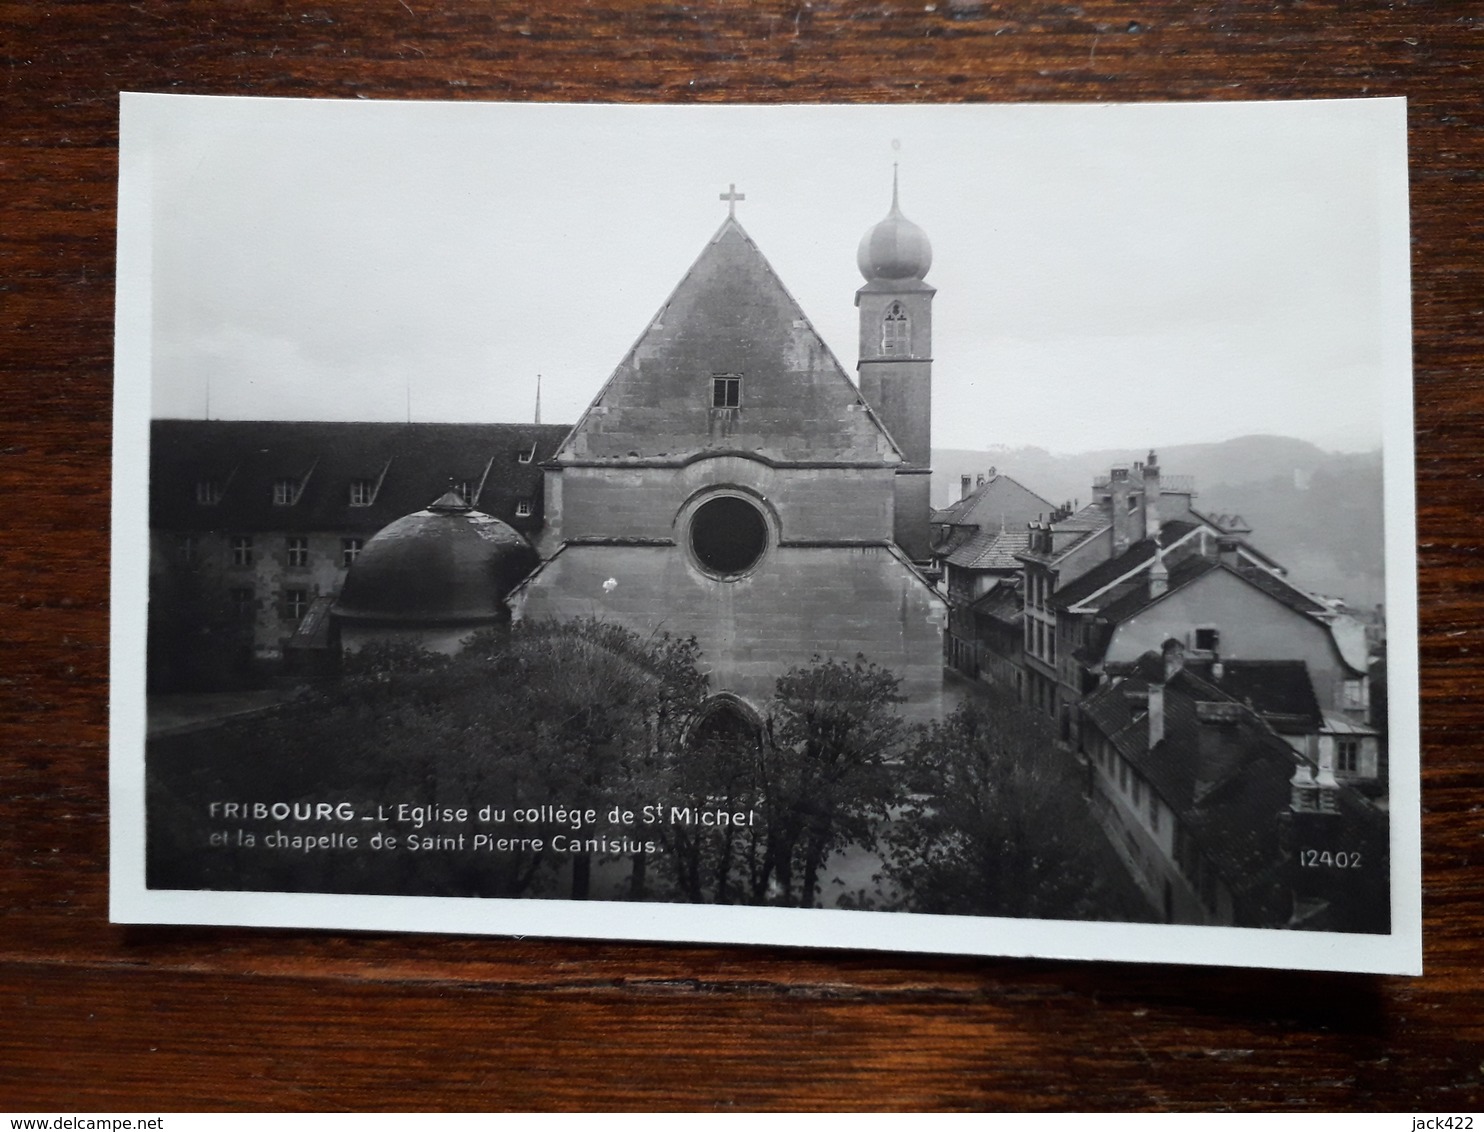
[933,436,1385,609]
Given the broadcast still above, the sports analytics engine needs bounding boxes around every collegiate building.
[509,189,947,721]
[149,183,949,720]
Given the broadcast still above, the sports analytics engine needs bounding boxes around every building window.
[349,479,375,507]
[515,499,533,518]
[286,537,309,568]
[195,479,223,506]
[1119,760,1129,793]
[1149,795,1160,832]
[1195,626,1220,652]
[882,302,909,353]
[341,538,363,568]
[180,535,197,566]
[272,478,297,506]
[231,536,253,567]
[1132,776,1143,807]
[282,589,308,621]
[1337,738,1360,774]
[711,374,742,409]
[690,495,767,577]
[229,587,255,622]
[1342,678,1367,710]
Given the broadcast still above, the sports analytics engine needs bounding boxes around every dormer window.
[882,302,909,353]
[272,478,297,506]
[515,499,533,518]
[711,374,742,409]
[517,444,537,464]
[196,479,223,506]
[349,478,375,507]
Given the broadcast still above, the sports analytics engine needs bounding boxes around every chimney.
[1147,680,1165,746]
[1162,636,1185,682]
[1108,465,1133,553]
[976,473,985,488]
[960,474,972,500]
[1149,547,1169,598]
[1142,450,1161,540]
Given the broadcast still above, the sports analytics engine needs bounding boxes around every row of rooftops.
[1081,647,1387,930]
[150,421,572,534]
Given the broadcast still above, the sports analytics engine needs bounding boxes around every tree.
[749,654,908,908]
[881,693,1150,922]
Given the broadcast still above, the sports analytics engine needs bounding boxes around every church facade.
[508,191,947,721]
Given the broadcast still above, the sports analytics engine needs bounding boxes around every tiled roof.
[1082,655,1389,929]
[934,473,1054,532]
[969,578,1023,625]
[1190,660,1323,731]
[1091,555,1220,624]
[946,528,1031,570]
[1050,520,1198,610]
[150,420,571,538]
[1231,560,1328,616]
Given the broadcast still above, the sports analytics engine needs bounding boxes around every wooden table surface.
[3,0,1481,1112]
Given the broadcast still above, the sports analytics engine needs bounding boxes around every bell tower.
[856,168,935,563]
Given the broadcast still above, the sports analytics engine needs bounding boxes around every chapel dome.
[332,491,538,625]
[857,175,933,283]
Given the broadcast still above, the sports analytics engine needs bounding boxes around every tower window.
[711,374,742,409]
[690,495,767,577]
[882,302,909,354]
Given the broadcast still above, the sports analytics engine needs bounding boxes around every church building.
[508,184,947,721]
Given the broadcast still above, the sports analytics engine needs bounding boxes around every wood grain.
[2,0,1482,1111]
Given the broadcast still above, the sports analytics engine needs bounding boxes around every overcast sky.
[136,96,1407,455]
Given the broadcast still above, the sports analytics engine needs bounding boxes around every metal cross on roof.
[719,183,745,217]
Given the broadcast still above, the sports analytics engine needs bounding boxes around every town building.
[146,420,566,688]
[931,470,1052,678]
[1079,643,1388,931]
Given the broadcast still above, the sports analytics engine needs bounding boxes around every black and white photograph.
[111,94,1419,973]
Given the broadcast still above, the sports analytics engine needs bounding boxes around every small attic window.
[348,479,375,507]
[517,443,537,464]
[711,374,742,409]
[882,302,909,353]
[272,478,297,506]
[515,499,533,518]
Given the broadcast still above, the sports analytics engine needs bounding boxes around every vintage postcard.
[111,94,1420,973]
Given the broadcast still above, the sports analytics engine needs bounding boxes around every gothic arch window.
[881,302,909,354]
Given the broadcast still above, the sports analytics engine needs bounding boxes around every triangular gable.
[558,217,901,466]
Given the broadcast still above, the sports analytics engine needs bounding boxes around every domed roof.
[857,171,932,283]
[332,491,538,625]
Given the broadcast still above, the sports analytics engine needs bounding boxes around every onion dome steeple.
[857,166,933,283]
